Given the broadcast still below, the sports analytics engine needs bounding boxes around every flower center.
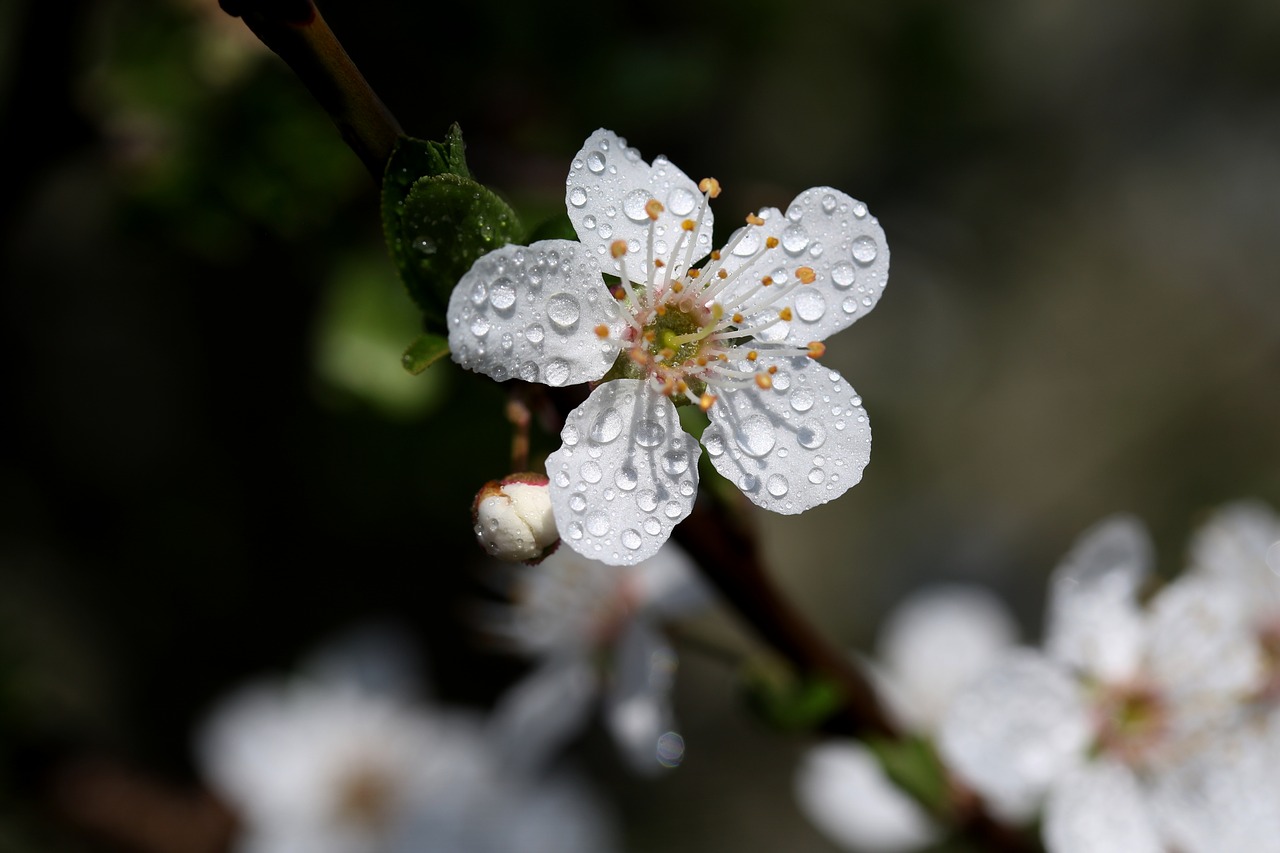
[1091,681,1168,766]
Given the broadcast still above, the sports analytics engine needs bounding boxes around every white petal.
[1145,574,1264,713]
[713,188,888,347]
[565,129,714,282]
[1188,500,1280,625]
[447,239,624,386]
[603,621,682,775]
[630,541,713,619]
[1042,761,1163,853]
[1045,515,1151,682]
[546,380,701,566]
[936,651,1091,821]
[487,656,598,775]
[876,584,1019,733]
[702,356,870,514]
[795,741,939,853]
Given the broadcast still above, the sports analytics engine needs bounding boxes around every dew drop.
[702,428,725,457]
[470,316,490,336]
[842,297,859,314]
[808,467,825,485]
[679,481,695,497]
[590,408,622,443]
[643,518,662,535]
[544,358,571,387]
[581,461,602,483]
[470,281,488,305]
[782,225,809,255]
[772,371,791,391]
[586,152,606,174]
[518,361,539,382]
[526,323,545,343]
[567,521,583,540]
[852,202,868,218]
[668,187,696,216]
[621,528,643,550]
[739,474,760,492]
[732,229,760,256]
[664,502,682,519]
[490,278,516,310]
[569,494,587,513]
[615,466,638,490]
[547,293,581,330]
[794,290,827,322]
[569,186,588,208]
[736,415,777,458]
[414,237,437,254]
[832,262,855,288]
[790,389,815,412]
[767,475,789,497]
[561,424,579,446]
[634,420,665,447]
[623,189,652,222]
[637,489,658,512]
[501,332,514,350]
[821,194,837,214]
[598,223,613,239]
[586,511,610,536]
[852,235,878,264]
[662,451,689,475]
[797,422,827,449]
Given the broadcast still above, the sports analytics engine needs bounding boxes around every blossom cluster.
[797,502,1280,853]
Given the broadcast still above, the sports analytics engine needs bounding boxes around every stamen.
[645,199,664,220]
[765,236,779,249]
[807,341,826,358]
[761,276,774,287]
[698,177,721,198]
[796,266,816,284]
[699,393,717,411]
[611,239,642,322]
[681,219,695,231]
[746,350,758,361]
[755,373,773,389]
[594,324,610,338]
[746,213,765,226]
[778,307,793,321]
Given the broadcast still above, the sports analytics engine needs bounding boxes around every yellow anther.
[698,177,722,198]
[610,240,628,258]
[761,276,774,287]
[659,347,675,361]
[717,269,728,279]
[676,380,689,393]
[699,393,717,411]
[765,236,779,249]
[755,373,773,390]
[796,266,816,284]
[710,250,722,261]
[594,324,609,338]
[645,199,664,220]
[654,259,666,268]
[767,365,778,374]
[746,350,758,361]
[681,219,696,232]
[778,307,793,321]
[629,348,650,365]
[807,341,827,358]
[671,281,684,294]
[655,305,667,316]
[732,312,744,323]
[644,330,657,342]
[696,355,709,366]
[689,269,701,279]
[746,213,765,226]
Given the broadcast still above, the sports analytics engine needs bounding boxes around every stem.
[219,0,403,179]
[505,393,532,471]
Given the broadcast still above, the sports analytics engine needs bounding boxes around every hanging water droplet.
[586,511,610,536]
[633,420,665,447]
[567,521,583,540]
[852,235,878,264]
[586,152,606,174]
[767,475,789,497]
[490,278,516,310]
[590,408,623,443]
[782,225,809,255]
[518,361,539,382]
[547,293,581,329]
[668,187,696,216]
[821,194,837,214]
[737,415,777,457]
[544,358,571,386]
[623,189,652,222]
[794,290,827,322]
[621,528,643,550]
[470,281,488,305]
[470,316,490,336]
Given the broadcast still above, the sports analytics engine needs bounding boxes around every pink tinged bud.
[472,474,559,562]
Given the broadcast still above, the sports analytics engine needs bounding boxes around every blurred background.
[3,0,1280,849]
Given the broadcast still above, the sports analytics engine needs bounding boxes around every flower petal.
[631,541,712,619]
[447,239,624,386]
[876,584,1019,733]
[936,651,1091,821]
[546,380,701,566]
[487,656,598,775]
[1188,500,1280,625]
[702,356,870,514]
[712,188,888,347]
[1042,761,1163,853]
[603,620,682,775]
[566,129,714,282]
[795,741,939,853]
[1044,516,1152,682]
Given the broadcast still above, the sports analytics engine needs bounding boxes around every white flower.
[197,637,619,853]
[472,474,558,562]
[936,516,1271,851]
[480,542,708,774]
[447,129,889,565]
[795,585,1017,851]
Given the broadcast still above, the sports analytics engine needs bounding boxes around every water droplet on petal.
[643,518,662,535]
[561,424,579,446]
[544,358,571,386]
[794,290,826,322]
[470,281,488,305]
[782,225,809,254]
[623,189,652,222]
[634,420,665,447]
[797,421,827,449]
[547,293,581,330]
[767,475,789,497]
[662,451,689,475]
[736,415,777,458]
[852,202,868,218]
[581,461,602,483]
[637,490,658,512]
[555,471,571,487]
[832,262,855,288]
[526,323,545,343]
[842,297,859,314]
[664,502,682,519]
[702,427,725,457]
[621,528,643,550]
[470,316,490,336]
[569,186,588,207]
[790,389,815,412]
[808,467,825,484]
[733,229,760,256]
[518,361,539,382]
[589,408,622,443]
[821,194,837,214]
[490,278,516,310]
[586,511,610,536]
[567,521,583,540]
[615,466,638,490]
[852,235,878,264]
[668,187,696,216]
[569,494,587,512]
[586,152,606,174]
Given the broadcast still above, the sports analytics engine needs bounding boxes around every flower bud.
[472,473,559,562]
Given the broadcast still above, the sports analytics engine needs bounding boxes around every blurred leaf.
[401,333,450,374]
[527,212,577,242]
[380,127,522,330]
[866,734,952,819]
[742,660,844,732]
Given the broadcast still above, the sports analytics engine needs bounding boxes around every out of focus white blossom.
[937,514,1280,853]
[196,630,618,853]
[796,585,1017,851]
[479,542,709,774]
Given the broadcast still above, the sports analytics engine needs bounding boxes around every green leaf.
[394,173,522,325]
[742,661,845,732]
[527,212,577,242]
[865,735,952,819]
[401,333,450,374]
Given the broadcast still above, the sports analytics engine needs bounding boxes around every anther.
[717,269,728,279]
[645,199,664,220]
[676,380,689,394]
[629,348,650,365]
[698,177,722,198]
[765,236,779,249]
[644,330,657,342]
[594,324,609,338]
[796,266,816,284]
[654,259,666,268]
[746,213,765,226]
[610,240,628,259]
[746,350,758,361]
[778,307,793,321]
[681,219,695,232]
[699,393,717,411]
[761,276,774,287]
[710,250,722,261]
[807,341,826,358]
[755,373,773,389]
[732,312,744,323]
[689,269,701,279]
[655,305,667,316]
[671,281,684,293]
[767,365,778,374]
